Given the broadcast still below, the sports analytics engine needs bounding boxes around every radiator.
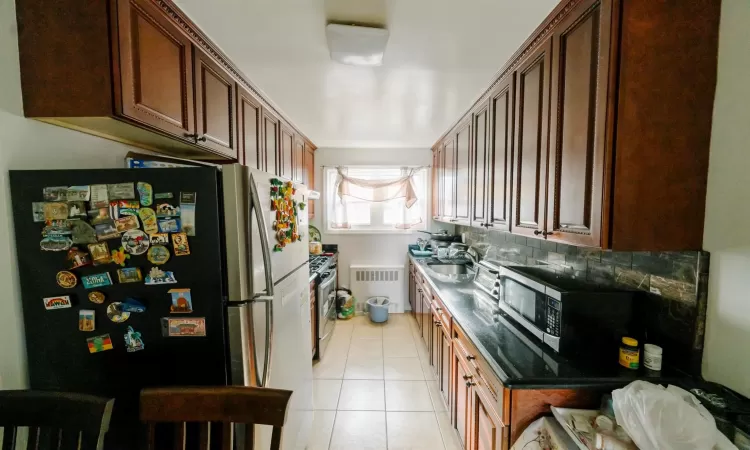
[349,264,405,314]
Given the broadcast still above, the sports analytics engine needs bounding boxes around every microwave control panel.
[545,296,561,336]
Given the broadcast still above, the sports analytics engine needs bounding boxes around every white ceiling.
[174,0,558,148]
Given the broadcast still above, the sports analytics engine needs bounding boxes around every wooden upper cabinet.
[262,110,280,174]
[471,103,489,227]
[237,86,262,169]
[512,36,552,239]
[487,74,515,231]
[455,119,472,223]
[293,137,305,183]
[279,125,295,180]
[546,0,611,247]
[303,143,316,219]
[443,139,456,219]
[117,0,194,140]
[193,48,237,158]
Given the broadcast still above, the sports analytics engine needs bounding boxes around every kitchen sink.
[427,263,472,275]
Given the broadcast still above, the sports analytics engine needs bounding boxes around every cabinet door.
[471,103,490,227]
[415,285,423,331]
[432,148,442,219]
[547,0,611,247]
[293,137,305,183]
[512,37,552,238]
[280,125,294,180]
[471,387,505,450]
[237,86,262,169]
[421,293,431,351]
[455,119,472,223]
[440,326,451,406]
[262,110,280,174]
[431,310,441,372]
[487,74,515,230]
[117,0,194,139]
[443,139,456,219]
[193,48,237,158]
[453,345,472,449]
[304,143,316,219]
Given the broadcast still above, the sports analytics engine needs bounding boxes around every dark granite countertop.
[409,253,689,390]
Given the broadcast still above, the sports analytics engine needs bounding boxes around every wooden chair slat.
[173,422,186,450]
[244,424,255,450]
[199,422,211,450]
[1,427,17,450]
[27,426,40,450]
[221,422,233,450]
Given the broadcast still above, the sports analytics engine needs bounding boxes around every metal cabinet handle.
[466,355,476,361]
[197,135,207,142]
[533,230,542,235]
[435,307,442,311]
[462,374,473,380]
[183,133,198,139]
[434,321,441,326]
[486,223,494,228]
[543,231,554,237]
[466,381,476,387]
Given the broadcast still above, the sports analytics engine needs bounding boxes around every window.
[324,166,428,233]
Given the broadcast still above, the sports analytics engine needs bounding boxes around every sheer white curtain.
[329,166,425,230]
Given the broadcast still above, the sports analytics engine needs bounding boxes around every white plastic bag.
[612,381,721,450]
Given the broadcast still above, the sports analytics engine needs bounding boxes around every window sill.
[324,229,424,235]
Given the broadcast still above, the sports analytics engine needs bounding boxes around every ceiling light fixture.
[326,23,389,67]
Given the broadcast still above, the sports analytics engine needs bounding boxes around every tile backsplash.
[456,226,710,375]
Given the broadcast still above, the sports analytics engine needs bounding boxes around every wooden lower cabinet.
[471,386,506,450]
[431,309,441,372]
[440,327,452,406]
[453,348,473,448]
[420,289,431,351]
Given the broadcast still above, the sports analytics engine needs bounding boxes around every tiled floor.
[309,313,462,450]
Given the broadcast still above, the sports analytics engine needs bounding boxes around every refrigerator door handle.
[250,295,273,387]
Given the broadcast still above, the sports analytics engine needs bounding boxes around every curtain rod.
[320,165,430,169]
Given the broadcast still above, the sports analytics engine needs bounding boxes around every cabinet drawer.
[431,295,452,330]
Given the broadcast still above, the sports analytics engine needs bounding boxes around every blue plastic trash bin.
[367,297,390,323]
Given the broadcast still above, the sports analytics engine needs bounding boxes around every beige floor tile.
[344,357,384,380]
[385,313,413,328]
[383,326,415,340]
[313,353,347,379]
[426,380,448,412]
[337,380,386,410]
[436,410,463,450]
[421,358,438,381]
[384,357,425,380]
[313,379,342,410]
[348,338,383,358]
[332,322,353,339]
[387,412,445,450]
[306,410,336,450]
[383,337,418,358]
[351,324,383,339]
[329,411,387,450]
[385,381,434,411]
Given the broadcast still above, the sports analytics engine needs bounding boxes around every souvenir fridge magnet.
[156,203,180,218]
[149,233,169,246]
[145,267,176,285]
[180,192,196,236]
[171,232,190,256]
[42,220,72,238]
[94,221,120,241]
[121,298,146,313]
[121,229,149,255]
[81,273,113,289]
[137,182,153,207]
[88,291,106,304]
[70,220,97,245]
[67,247,92,269]
[157,218,181,233]
[107,183,135,200]
[154,192,173,200]
[66,186,90,202]
[43,202,69,221]
[43,186,67,201]
[124,326,145,352]
[138,208,158,234]
[56,271,77,288]
[87,334,113,353]
[43,295,72,310]
[162,317,206,337]
[115,215,139,233]
[106,302,130,323]
[88,242,112,265]
[116,200,140,216]
[67,201,87,220]
[111,246,130,266]
[32,202,45,222]
[40,236,73,252]
[89,184,109,208]
[147,246,170,265]
[117,267,143,284]
[79,309,95,331]
[168,288,193,313]
[87,207,111,225]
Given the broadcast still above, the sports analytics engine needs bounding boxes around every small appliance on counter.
[474,261,636,358]
[417,230,459,257]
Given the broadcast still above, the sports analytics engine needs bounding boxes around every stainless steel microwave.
[474,262,635,356]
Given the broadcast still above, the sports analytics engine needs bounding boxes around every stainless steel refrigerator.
[9,164,313,450]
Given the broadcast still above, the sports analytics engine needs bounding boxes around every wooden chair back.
[0,390,114,450]
[139,386,293,450]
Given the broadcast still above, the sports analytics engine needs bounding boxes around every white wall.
[702,1,750,398]
[311,148,445,308]
[0,0,141,389]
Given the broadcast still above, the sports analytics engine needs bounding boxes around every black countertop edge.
[408,253,691,390]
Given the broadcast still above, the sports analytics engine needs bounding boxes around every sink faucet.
[452,247,479,265]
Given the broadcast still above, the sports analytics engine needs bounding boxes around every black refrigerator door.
[9,168,228,449]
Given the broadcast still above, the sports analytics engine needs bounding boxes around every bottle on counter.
[643,343,663,371]
[618,337,640,370]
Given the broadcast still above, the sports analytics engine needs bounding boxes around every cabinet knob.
[462,374,473,380]
[434,321,441,326]
[183,133,198,139]
[466,355,476,361]
[486,223,494,228]
[466,381,476,387]
[436,307,442,311]
[533,230,542,236]
[543,231,554,237]
[197,135,207,142]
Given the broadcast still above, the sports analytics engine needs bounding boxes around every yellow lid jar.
[619,337,640,370]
